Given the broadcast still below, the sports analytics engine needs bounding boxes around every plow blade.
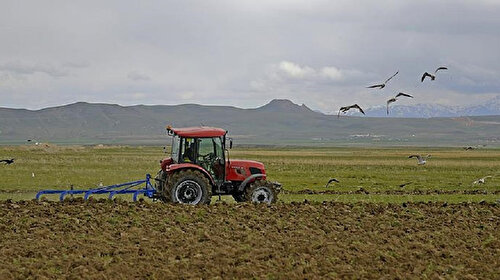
[36,174,156,202]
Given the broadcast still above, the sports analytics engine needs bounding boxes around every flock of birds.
[338,66,448,117]
[332,66,497,189]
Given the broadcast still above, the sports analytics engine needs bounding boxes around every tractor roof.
[169,126,227,138]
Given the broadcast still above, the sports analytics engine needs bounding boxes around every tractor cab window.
[171,135,180,163]
[197,138,215,164]
[197,137,224,183]
[213,137,223,159]
[181,138,196,163]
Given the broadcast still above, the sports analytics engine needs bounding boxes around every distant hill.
[1,99,499,146]
[364,96,500,118]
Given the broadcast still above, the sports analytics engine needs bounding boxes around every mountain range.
[362,96,500,118]
[0,99,499,146]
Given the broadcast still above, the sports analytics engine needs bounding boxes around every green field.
[0,145,499,202]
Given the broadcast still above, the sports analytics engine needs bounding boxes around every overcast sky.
[1,0,499,113]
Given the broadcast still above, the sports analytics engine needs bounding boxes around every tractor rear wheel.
[164,170,212,205]
[244,180,279,204]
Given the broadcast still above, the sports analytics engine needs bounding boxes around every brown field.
[1,200,498,279]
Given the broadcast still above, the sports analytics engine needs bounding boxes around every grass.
[0,145,498,202]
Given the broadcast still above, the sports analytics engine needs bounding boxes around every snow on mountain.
[363,96,500,118]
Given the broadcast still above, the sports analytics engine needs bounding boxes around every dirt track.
[0,200,498,279]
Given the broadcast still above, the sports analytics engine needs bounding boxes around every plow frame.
[35,174,156,202]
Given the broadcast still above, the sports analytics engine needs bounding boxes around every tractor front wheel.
[164,170,212,205]
[244,180,279,204]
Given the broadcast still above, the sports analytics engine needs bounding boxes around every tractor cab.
[168,127,226,185]
[155,126,280,205]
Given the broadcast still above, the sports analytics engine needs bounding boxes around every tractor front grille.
[249,167,262,175]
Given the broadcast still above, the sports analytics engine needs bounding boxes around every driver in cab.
[183,139,195,162]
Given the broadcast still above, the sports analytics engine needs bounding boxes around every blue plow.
[36,174,157,202]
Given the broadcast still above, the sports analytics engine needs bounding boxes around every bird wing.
[387,98,397,104]
[396,92,413,98]
[386,98,397,115]
[338,106,348,118]
[366,84,384,89]
[409,155,423,161]
[435,66,448,73]
[421,72,432,82]
[482,176,493,180]
[325,178,339,187]
[353,104,365,115]
[384,71,399,84]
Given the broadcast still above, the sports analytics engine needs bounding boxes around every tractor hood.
[228,160,265,173]
[226,159,266,182]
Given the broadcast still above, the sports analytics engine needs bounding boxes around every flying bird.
[473,176,492,185]
[421,66,448,82]
[408,154,431,165]
[338,104,365,117]
[421,72,435,82]
[366,71,399,89]
[325,178,340,188]
[0,159,15,165]
[386,92,414,115]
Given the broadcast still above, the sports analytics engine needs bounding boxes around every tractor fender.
[237,174,265,192]
[167,163,216,187]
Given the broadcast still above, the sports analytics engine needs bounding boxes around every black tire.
[154,170,167,193]
[163,170,212,205]
[232,193,246,202]
[244,180,279,204]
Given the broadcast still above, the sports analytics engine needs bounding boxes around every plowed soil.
[0,200,498,279]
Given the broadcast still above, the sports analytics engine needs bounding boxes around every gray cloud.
[127,71,151,81]
[0,0,499,111]
[0,61,68,78]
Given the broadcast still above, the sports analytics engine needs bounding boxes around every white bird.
[31,172,35,178]
[473,176,492,185]
[421,66,448,82]
[366,71,399,89]
[386,92,414,115]
[338,104,365,117]
[409,154,431,165]
[325,178,340,188]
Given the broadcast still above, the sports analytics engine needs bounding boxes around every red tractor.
[154,126,281,205]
